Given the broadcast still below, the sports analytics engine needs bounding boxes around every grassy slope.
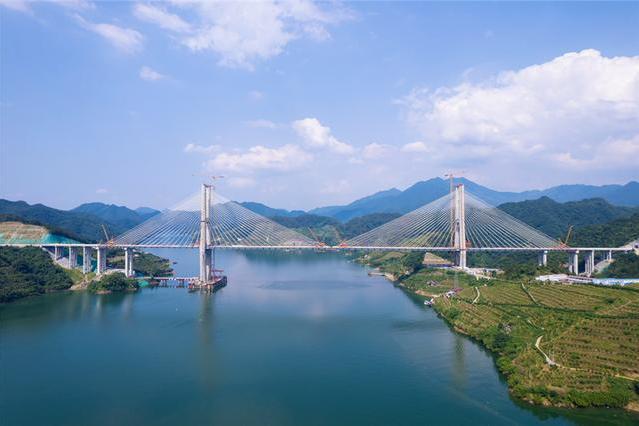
[363,251,639,410]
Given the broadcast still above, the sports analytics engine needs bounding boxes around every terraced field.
[428,276,639,409]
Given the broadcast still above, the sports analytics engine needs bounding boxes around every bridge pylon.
[453,184,467,268]
[199,183,214,283]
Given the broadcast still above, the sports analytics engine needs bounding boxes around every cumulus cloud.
[133,3,190,33]
[184,143,220,154]
[398,49,639,173]
[228,177,256,189]
[362,143,392,159]
[0,0,32,13]
[139,66,166,81]
[292,118,354,155]
[207,144,312,173]
[401,141,431,153]
[134,0,351,69]
[75,14,143,54]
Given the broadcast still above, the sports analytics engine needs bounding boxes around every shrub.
[88,272,139,293]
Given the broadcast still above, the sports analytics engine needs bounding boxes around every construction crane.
[102,224,115,246]
[444,171,466,194]
[560,225,573,247]
[307,227,326,247]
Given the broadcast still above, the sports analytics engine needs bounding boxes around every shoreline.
[370,264,639,414]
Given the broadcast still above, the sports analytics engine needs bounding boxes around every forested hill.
[71,202,157,229]
[0,200,125,243]
[270,213,401,245]
[309,178,639,221]
[571,213,639,248]
[498,197,638,239]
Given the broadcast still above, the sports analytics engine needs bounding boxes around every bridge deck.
[1,243,632,252]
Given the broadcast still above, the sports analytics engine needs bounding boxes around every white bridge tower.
[453,184,467,269]
[199,183,214,282]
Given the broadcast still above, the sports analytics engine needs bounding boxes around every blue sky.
[1,1,638,210]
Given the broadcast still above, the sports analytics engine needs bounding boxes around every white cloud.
[96,188,108,194]
[228,177,256,189]
[50,0,93,10]
[139,66,166,81]
[137,0,351,69]
[398,49,639,172]
[292,118,354,155]
[362,143,392,159]
[208,144,312,173]
[401,141,431,153]
[552,134,639,169]
[133,3,190,33]
[75,14,143,54]
[246,119,277,129]
[184,143,220,155]
[321,179,350,195]
[0,0,31,13]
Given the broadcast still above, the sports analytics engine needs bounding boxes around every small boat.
[423,299,434,306]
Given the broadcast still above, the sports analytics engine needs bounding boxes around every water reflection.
[2,250,638,426]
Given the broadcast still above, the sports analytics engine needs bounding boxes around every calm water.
[1,250,637,426]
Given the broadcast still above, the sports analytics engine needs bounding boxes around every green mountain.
[271,212,401,245]
[571,213,639,248]
[239,202,305,218]
[309,178,639,221]
[0,199,125,243]
[72,202,149,230]
[498,197,638,239]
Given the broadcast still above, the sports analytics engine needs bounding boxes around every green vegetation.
[599,253,639,278]
[0,247,72,303]
[572,214,639,248]
[272,212,400,245]
[498,197,638,239]
[363,251,639,411]
[88,272,139,293]
[0,199,127,242]
[107,249,173,276]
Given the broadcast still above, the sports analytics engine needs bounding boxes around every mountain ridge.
[309,178,639,221]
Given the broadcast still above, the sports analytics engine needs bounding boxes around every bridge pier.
[124,248,134,277]
[606,250,613,261]
[68,246,78,269]
[538,250,548,267]
[568,250,579,275]
[585,250,595,277]
[54,245,63,260]
[82,247,92,273]
[455,250,467,269]
[96,247,106,275]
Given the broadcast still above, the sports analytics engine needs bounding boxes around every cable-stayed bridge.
[1,184,634,282]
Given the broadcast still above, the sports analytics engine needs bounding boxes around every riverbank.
[360,252,639,413]
[0,247,172,303]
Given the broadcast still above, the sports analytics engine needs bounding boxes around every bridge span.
[1,184,635,280]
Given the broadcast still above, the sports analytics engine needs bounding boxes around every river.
[1,249,636,425]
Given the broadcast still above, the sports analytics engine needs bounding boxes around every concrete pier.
[54,246,62,260]
[569,250,579,275]
[583,250,595,277]
[124,248,134,277]
[68,246,78,269]
[82,247,92,273]
[538,250,548,267]
[96,247,106,275]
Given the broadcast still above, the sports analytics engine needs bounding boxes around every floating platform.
[188,276,227,293]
